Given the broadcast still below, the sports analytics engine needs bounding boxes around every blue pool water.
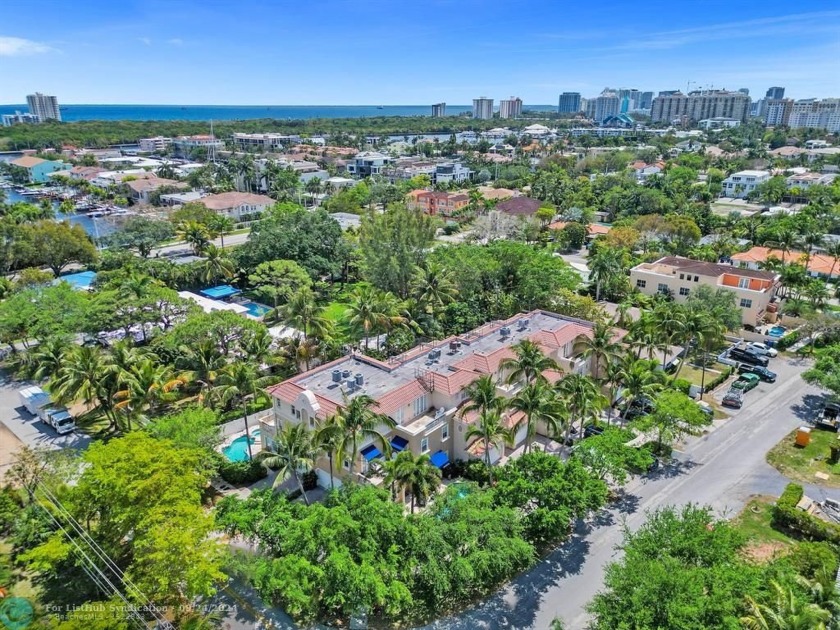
[768,326,786,338]
[241,301,272,318]
[222,429,261,462]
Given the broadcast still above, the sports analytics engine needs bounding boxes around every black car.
[737,364,777,382]
[729,347,769,367]
[583,424,605,439]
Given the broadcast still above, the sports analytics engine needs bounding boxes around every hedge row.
[219,459,269,485]
[775,330,801,351]
[772,482,840,544]
[704,366,733,393]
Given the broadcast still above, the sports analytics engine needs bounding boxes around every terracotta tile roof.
[428,368,481,395]
[542,368,565,384]
[11,156,47,168]
[200,192,274,210]
[125,177,186,193]
[655,256,776,281]
[731,246,840,277]
[496,197,542,216]
[548,221,611,236]
[374,380,427,415]
[453,345,517,375]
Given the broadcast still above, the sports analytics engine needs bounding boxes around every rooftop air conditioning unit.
[500,326,511,337]
[355,373,364,386]
[332,369,342,383]
[435,407,446,419]
[342,369,351,379]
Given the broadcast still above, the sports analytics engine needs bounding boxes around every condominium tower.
[472,97,494,120]
[26,92,61,122]
[650,90,751,123]
[499,97,523,119]
[431,102,446,117]
[558,92,581,114]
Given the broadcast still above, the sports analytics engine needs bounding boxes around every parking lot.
[0,372,90,453]
[709,347,803,414]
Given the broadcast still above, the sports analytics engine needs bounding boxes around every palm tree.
[410,263,458,314]
[603,356,626,424]
[823,241,840,281]
[49,346,120,431]
[28,336,72,382]
[500,339,559,386]
[258,423,318,504]
[555,373,607,444]
[741,580,830,630]
[465,409,513,484]
[767,227,802,266]
[212,362,265,460]
[314,417,342,490]
[618,358,665,422]
[206,215,235,249]
[278,334,321,373]
[579,321,620,381]
[508,382,565,454]
[650,304,685,370]
[275,288,330,339]
[178,221,211,255]
[113,359,184,428]
[460,374,504,419]
[389,450,442,513]
[345,285,407,350]
[199,244,235,284]
[117,271,162,299]
[332,394,396,477]
[177,340,226,405]
[589,247,625,302]
[801,228,825,273]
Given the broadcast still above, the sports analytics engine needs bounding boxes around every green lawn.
[322,301,349,323]
[732,496,796,546]
[677,362,724,389]
[766,427,840,488]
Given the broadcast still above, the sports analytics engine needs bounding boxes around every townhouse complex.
[267,310,596,488]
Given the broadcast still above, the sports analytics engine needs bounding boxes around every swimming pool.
[240,301,272,319]
[768,326,786,338]
[222,429,261,462]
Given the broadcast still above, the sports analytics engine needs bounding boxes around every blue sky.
[1,0,839,105]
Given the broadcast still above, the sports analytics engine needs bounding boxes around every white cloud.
[0,36,55,57]
[167,38,183,46]
[138,37,152,46]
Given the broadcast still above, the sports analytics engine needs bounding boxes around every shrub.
[789,541,840,579]
[671,378,692,395]
[775,330,801,351]
[772,483,840,544]
[703,366,733,393]
[461,459,491,485]
[219,460,268,485]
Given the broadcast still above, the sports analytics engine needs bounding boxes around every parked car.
[696,400,714,417]
[729,347,769,367]
[583,424,605,439]
[738,364,777,383]
[731,373,760,392]
[722,389,745,409]
[622,396,654,421]
[748,342,778,358]
[814,402,840,431]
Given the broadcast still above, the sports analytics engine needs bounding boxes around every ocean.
[0,104,557,122]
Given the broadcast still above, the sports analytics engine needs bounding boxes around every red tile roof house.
[266,310,597,489]
[125,177,188,204]
[495,197,543,217]
[198,192,274,221]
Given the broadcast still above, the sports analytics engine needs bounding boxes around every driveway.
[0,373,91,452]
[428,353,823,630]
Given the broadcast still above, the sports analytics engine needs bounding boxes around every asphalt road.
[427,353,828,630]
[0,372,91,452]
[152,231,250,257]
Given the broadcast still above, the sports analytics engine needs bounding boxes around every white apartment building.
[788,99,840,132]
[26,92,61,122]
[172,135,224,158]
[721,170,770,198]
[138,136,173,153]
[499,97,523,119]
[346,151,391,178]
[2,111,39,126]
[267,311,596,488]
[232,133,302,152]
[473,97,494,120]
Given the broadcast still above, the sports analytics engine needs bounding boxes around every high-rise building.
[472,97,494,120]
[738,88,750,96]
[650,90,751,123]
[558,92,581,113]
[2,111,40,127]
[499,97,523,119]
[586,89,620,124]
[638,91,654,111]
[788,99,840,132]
[431,102,446,117]
[765,87,785,100]
[26,92,61,122]
[764,99,793,126]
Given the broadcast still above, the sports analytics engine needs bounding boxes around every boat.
[86,211,105,218]
[377,106,384,109]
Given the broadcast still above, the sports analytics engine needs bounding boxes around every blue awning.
[361,444,382,461]
[390,436,409,452]
[200,284,240,299]
[430,450,450,469]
